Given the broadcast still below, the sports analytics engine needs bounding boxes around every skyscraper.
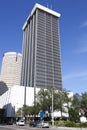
[0,52,22,88]
[21,3,62,90]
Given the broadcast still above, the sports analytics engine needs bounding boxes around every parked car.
[29,121,37,127]
[37,122,49,128]
[16,120,25,126]
[7,120,13,125]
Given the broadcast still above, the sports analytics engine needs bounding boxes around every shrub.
[80,123,87,128]
[64,121,76,127]
[56,120,65,126]
[49,120,87,128]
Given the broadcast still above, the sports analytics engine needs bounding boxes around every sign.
[40,111,44,119]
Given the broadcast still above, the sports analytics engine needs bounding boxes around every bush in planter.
[55,120,65,126]
[80,123,87,128]
[49,120,66,127]
[65,121,76,127]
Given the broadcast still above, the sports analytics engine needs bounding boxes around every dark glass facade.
[21,4,62,90]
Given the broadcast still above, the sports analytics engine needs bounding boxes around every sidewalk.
[1,124,87,130]
[57,126,87,130]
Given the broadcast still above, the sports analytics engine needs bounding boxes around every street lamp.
[52,88,54,127]
[24,86,26,106]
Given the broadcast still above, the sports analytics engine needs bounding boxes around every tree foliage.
[72,93,81,110]
[36,88,70,116]
[68,108,79,122]
[81,92,87,109]
[16,88,87,121]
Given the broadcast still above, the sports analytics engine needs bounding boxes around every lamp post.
[52,88,54,127]
[24,85,26,106]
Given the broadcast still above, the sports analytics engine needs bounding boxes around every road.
[0,125,86,130]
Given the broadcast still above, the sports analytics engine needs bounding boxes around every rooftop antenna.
[51,4,52,10]
[47,3,49,8]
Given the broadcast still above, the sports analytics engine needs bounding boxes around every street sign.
[40,111,44,119]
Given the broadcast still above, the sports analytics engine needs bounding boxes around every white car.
[16,120,25,126]
[37,122,49,128]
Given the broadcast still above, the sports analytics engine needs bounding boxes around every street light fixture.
[52,88,54,127]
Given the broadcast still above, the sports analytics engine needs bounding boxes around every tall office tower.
[21,3,62,90]
[0,52,22,88]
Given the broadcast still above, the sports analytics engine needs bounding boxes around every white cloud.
[80,21,87,28]
[63,71,87,81]
[74,38,87,54]
[73,21,87,54]
[77,46,87,54]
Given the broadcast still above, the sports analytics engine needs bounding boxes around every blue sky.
[0,0,87,94]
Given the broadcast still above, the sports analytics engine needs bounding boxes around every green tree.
[72,93,81,110]
[68,108,79,122]
[68,93,81,121]
[81,92,87,117]
[16,104,40,118]
[15,108,23,117]
[81,92,87,108]
[22,104,40,116]
[36,88,71,118]
[54,89,71,117]
[36,88,52,113]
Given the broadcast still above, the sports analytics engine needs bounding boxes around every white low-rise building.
[0,85,73,118]
[0,85,40,117]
